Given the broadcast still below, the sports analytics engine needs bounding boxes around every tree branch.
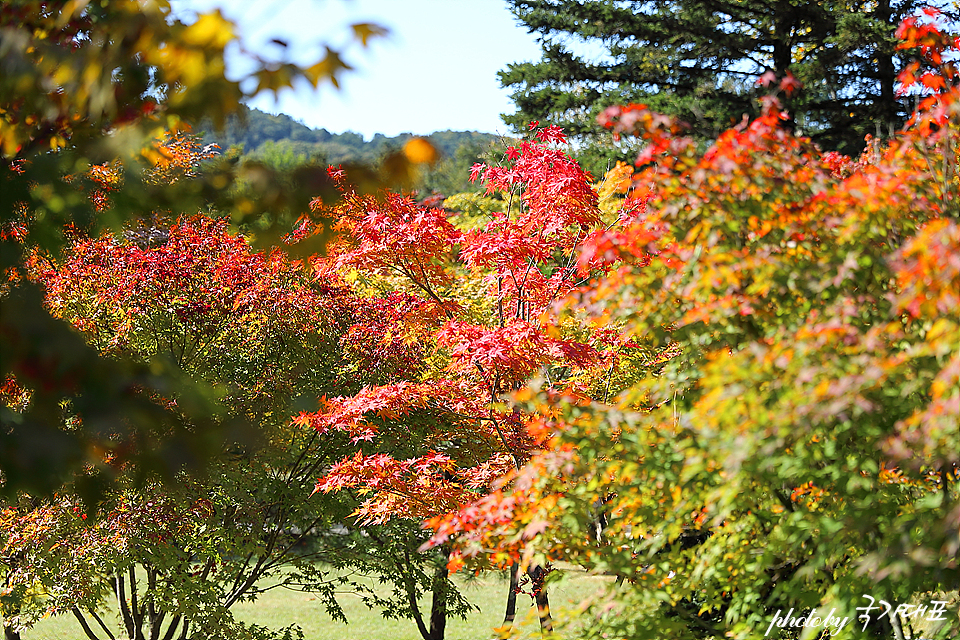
[71,607,103,640]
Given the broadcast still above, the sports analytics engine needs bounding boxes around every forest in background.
[198,106,504,197]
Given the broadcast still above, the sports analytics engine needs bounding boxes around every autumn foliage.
[3,7,960,640]
[424,9,960,640]
[303,125,610,532]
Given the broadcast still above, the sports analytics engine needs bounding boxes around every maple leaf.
[779,72,802,96]
[351,22,389,46]
[469,162,487,183]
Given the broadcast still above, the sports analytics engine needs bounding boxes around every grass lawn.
[23,567,613,640]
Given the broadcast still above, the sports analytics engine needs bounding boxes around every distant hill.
[196,106,506,197]
[198,106,500,167]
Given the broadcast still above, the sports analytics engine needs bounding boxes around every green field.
[24,568,613,640]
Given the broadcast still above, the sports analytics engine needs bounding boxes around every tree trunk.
[3,600,21,640]
[772,8,797,132]
[427,547,450,640]
[529,564,553,634]
[502,564,519,628]
[875,0,898,135]
[115,571,137,640]
[148,610,166,640]
[71,608,102,640]
[400,546,430,640]
[161,615,182,640]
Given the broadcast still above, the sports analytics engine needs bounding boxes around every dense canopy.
[2,3,958,640]
[501,0,953,156]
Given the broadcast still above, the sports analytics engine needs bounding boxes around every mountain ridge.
[198,105,504,168]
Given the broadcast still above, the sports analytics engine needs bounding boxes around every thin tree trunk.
[149,610,166,640]
[428,546,451,640]
[772,11,797,132]
[88,610,117,640]
[144,567,157,640]
[890,613,907,640]
[875,0,898,134]
[402,548,431,640]
[115,571,136,640]
[161,615,181,640]
[535,588,553,634]
[502,564,519,628]
[71,607,102,640]
[529,565,553,634]
[129,566,143,637]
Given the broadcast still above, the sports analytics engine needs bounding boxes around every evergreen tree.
[501,0,949,155]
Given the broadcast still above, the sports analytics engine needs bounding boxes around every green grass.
[23,568,613,640]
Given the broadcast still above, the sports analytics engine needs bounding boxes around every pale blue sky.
[174,0,544,139]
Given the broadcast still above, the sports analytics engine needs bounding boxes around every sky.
[173,0,545,139]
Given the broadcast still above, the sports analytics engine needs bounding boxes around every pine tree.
[501,0,946,156]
